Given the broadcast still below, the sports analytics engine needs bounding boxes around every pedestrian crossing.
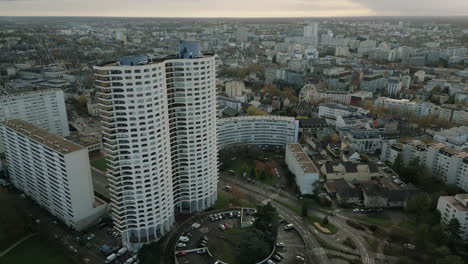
[362,256,374,264]
[312,247,327,255]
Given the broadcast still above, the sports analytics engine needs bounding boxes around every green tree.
[138,241,163,264]
[431,246,451,260]
[322,216,329,225]
[448,218,461,241]
[247,105,268,116]
[250,167,256,179]
[405,192,432,216]
[301,203,308,217]
[436,255,465,264]
[393,153,404,174]
[253,203,279,242]
[237,229,272,263]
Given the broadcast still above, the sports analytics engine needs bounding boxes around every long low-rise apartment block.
[381,140,468,191]
[285,144,319,195]
[218,116,299,149]
[0,120,106,231]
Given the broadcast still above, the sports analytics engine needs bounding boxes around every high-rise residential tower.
[303,23,319,47]
[94,41,218,250]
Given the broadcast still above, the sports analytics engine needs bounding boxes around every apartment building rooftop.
[441,195,468,211]
[321,103,361,112]
[287,144,318,173]
[218,115,296,123]
[1,119,82,154]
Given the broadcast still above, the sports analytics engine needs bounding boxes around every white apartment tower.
[94,41,218,250]
[0,120,106,231]
[303,23,319,47]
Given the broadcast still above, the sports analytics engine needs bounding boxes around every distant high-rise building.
[236,27,249,42]
[0,89,70,138]
[303,23,319,47]
[225,81,244,98]
[94,41,218,251]
[0,120,106,231]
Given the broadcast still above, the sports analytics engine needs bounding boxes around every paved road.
[0,233,37,258]
[221,175,377,264]
[220,177,330,264]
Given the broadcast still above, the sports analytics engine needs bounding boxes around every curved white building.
[217,116,299,149]
[94,41,218,251]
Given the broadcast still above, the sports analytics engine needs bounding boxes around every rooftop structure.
[286,144,319,195]
[1,119,80,154]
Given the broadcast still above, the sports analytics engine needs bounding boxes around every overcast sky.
[1,0,467,17]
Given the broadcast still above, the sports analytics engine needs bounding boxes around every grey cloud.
[351,0,468,15]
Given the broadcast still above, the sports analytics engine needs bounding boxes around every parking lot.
[175,209,243,264]
[77,223,139,264]
[173,208,307,264]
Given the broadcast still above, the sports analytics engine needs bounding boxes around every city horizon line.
[1,15,468,19]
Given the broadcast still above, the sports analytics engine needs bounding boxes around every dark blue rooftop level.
[119,55,150,66]
[178,41,201,59]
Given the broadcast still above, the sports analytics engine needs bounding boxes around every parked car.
[175,252,188,257]
[196,248,207,254]
[105,253,117,263]
[295,255,305,262]
[284,224,294,230]
[276,242,285,248]
[272,255,281,262]
[176,243,187,248]
[179,236,189,242]
[116,247,128,256]
[125,257,135,264]
[86,234,96,241]
[219,224,227,231]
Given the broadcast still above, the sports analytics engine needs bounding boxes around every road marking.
[199,227,209,234]
[362,256,374,264]
[312,247,327,255]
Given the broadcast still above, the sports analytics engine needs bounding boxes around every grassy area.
[383,243,404,256]
[2,237,70,264]
[214,191,255,210]
[0,190,30,252]
[220,240,237,264]
[314,234,359,256]
[356,214,393,227]
[224,157,278,187]
[229,158,254,176]
[342,237,357,250]
[224,227,251,235]
[273,198,337,234]
[90,157,108,171]
[273,198,301,215]
[308,215,338,234]
[303,198,332,215]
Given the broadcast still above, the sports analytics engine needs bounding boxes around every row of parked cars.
[105,247,138,264]
[209,211,240,221]
[352,208,383,213]
[105,227,121,238]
